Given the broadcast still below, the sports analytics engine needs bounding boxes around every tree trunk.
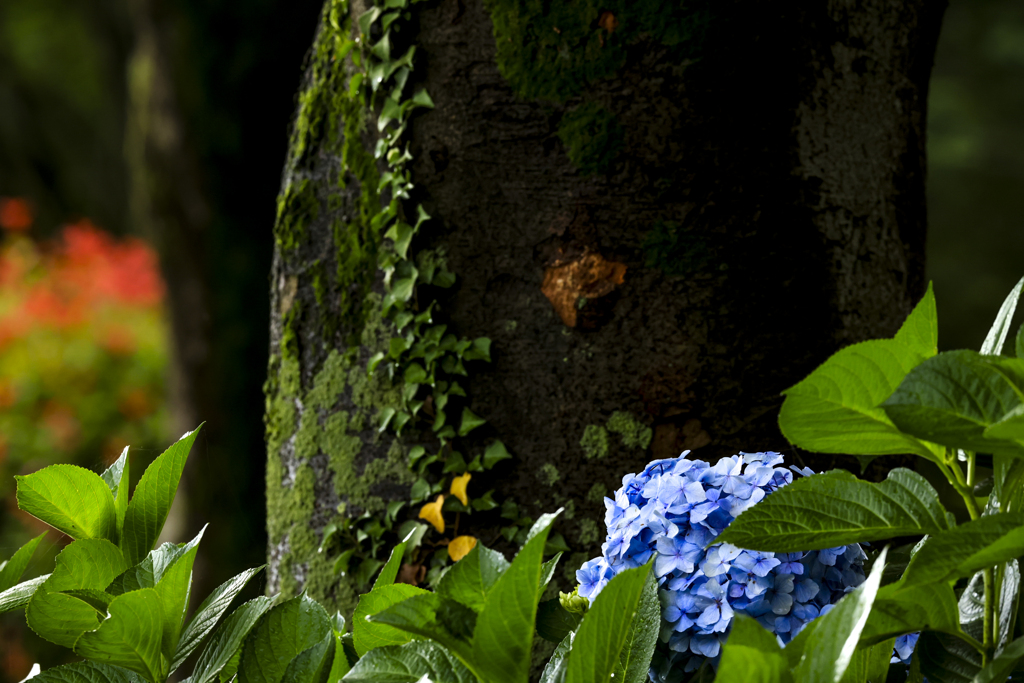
[265,0,946,614]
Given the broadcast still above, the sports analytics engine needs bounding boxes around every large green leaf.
[189,596,273,683]
[980,275,1024,356]
[564,563,659,683]
[0,532,46,592]
[28,540,128,648]
[74,588,167,683]
[120,427,202,566]
[341,641,476,683]
[535,599,580,644]
[0,574,49,613]
[917,632,982,683]
[859,581,961,645]
[16,465,118,542]
[237,593,332,683]
[30,661,143,683]
[279,632,333,683]
[469,511,559,683]
[716,469,949,551]
[839,639,893,683]
[959,561,1019,649]
[101,448,131,544]
[882,351,1024,456]
[365,592,477,659]
[973,633,1024,683]
[353,583,429,656]
[715,615,791,683]
[107,540,196,595]
[900,513,1024,588]
[435,542,510,612]
[778,285,940,465]
[786,547,887,682]
[172,566,265,672]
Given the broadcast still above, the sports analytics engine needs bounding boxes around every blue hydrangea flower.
[575,451,869,681]
[892,633,920,665]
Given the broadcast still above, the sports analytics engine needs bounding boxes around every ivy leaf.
[189,596,274,683]
[16,465,118,542]
[342,641,475,683]
[482,441,512,469]
[715,469,950,551]
[458,408,486,437]
[778,284,941,467]
[0,532,46,593]
[120,426,202,566]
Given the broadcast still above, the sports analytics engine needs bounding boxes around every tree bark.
[265,0,946,613]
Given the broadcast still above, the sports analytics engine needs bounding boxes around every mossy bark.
[266,0,946,609]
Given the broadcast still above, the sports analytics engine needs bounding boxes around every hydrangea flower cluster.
[575,451,868,681]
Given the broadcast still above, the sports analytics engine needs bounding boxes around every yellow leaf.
[419,495,445,533]
[449,535,477,562]
[450,473,471,506]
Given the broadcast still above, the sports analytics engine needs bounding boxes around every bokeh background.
[0,0,1021,679]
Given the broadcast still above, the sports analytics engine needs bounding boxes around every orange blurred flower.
[0,197,33,231]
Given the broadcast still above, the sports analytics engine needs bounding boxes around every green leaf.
[189,596,274,683]
[564,563,657,683]
[237,593,332,683]
[901,513,1024,588]
[16,464,118,542]
[120,426,202,566]
[535,599,579,644]
[30,661,143,683]
[917,632,982,683]
[0,532,46,592]
[353,583,429,656]
[435,543,510,612]
[27,539,128,648]
[61,589,116,613]
[1017,323,1024,359]
[716,469,950,551]
[882,351,1024,456]
[470,512,559,683]
[859,581,961,645]
[172,566,265,672]
[981,275,1024,355]
[341,641,475,683]
[786,547,887,682]
[365,592,477,656]
[778,285,940,465]
[540,552,563,590]
[102,447,130,543]
[74,587,167,683]
[839,639,894,683]
[959,561,1019,649]
[612,567,660,683]
[149,528,204,658]
[973,633,1024,683]
[482,441,512,469]
[374,541,408,591]
[539,634,573,683]
[280,632,334,683]
[458,408,486,437]
[715,615,791,683]
[0,574,49,613]
[107,540,195,595]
